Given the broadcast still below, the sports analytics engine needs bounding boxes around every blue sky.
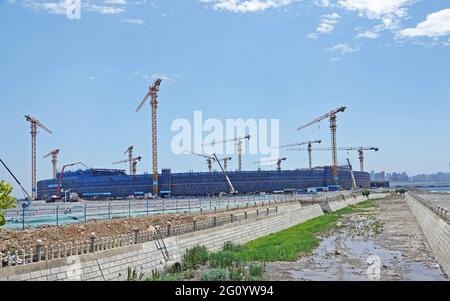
[1,0,450,196]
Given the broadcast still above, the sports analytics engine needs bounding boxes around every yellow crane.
[186,151,216,173]
[287,146,379,172]
[203,135,251,172]
[25,115,52,200]
[43,148,60,179]
[277,140,322,169]
[123,146,134,175]
[297,106,346,184]
[113,156,142,175]
[136,79,162,196]
[254,158,287,172]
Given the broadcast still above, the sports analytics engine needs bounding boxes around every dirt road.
[265,196,447,281]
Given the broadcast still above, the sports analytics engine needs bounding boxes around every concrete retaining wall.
[406,194,450,277]
[323,193,389,212]
[0,203,323,281]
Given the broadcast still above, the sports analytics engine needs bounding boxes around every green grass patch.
[231,200,378,262]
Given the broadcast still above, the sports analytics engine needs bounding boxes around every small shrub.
[209,251,239,269]
[182,245,209,270]
[362,190,371,198]
[166,262,182,274]
[228,266,245,281]
[223,241,242,252]
[201,269,227,281]
[182,269,196,280]
[249,263,264,278]
[127,267,145,281]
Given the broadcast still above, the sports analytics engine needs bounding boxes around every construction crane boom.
[136,79,162,196]
[44,149,60,179]
[277,140,322,169]
[287,146,379,172]
[297,106,346,184]
[56,162,87,198]
[254,158,287,172]
[113,156,142,175]
[25,115,52,200]
[186,151,216,172]
[203,135,250,172]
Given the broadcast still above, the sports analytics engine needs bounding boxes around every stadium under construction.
[36,166,370,200]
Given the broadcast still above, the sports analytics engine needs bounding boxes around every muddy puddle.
[266,198,447,281]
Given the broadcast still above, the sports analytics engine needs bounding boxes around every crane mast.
[44,149,60,178]
[25,115,52,200]
[136,79,162,196]
[278,140,321,169]
[204,135,250,172]
[254,158,287,172]
[297,106,346,185]
[124,146,134,175]
[288,146,379,172]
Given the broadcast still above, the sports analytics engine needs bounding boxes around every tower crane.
[113,156,142,175]
[187,151,216,172]
[254,158,287,172]
[25,115,53,200]
[203,135,250,172]
[43,149,60,179]
[136,79,162,196]
[277,140,322,169]
[123,146,134,175]
[287,146,379,172]
[218,157,232,172]
[297,106,346,184]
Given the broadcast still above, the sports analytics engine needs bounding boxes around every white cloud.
[326,43,360,55]
[357,30,379,39]
[399,9,450,38]
[122,18,145,25]
[308,12,340,39]
[23,0,68,15]
[200,0,295,13]
[85,4,126,15]
[313,0,331,8]
[338,0,413,20]
[104,0,127,4]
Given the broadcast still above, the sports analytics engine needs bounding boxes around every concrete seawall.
[0,192,390,281]
[406,193,450,277]
[322,193,389,213]
[0,203,324,281]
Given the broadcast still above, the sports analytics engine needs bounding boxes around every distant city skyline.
[1,1,450,196]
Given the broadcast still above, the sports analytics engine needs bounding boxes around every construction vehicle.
[203,135,251,172]
[51,162,87,202]
[25,115,53,200]
[254,158,287,172]
[278,140,322,169]
[287,146,379,172]
[113,156,142,175]
[43,149,60,179]
[136,79,162,196]
[213,154,236,194]
[346,158,358,190]
[297,106,346,184]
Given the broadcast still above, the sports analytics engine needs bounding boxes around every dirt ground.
[265,196,448,281]
[0,213,207,252]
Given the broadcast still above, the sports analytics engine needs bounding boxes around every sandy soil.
[265,196,447,281]
[0,213,207,252]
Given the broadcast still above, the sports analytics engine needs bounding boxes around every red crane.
[55,162,87,199]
